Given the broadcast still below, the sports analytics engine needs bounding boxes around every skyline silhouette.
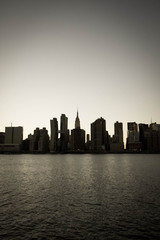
[0,111,160,153]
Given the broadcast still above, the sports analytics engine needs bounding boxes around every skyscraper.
[91,117,109,152]
[139,123,149,151]
[38,128,49,153]
[60,114,69,152]
[29,128,40,152]
[75,110,80,129]
[50,118,58,152]
[5,126,23,145]
[71,111,85,152]
[114,121,123,144]
[110,121,124,152]
[126,122,141,152]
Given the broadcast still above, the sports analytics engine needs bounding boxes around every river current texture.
[0,154,160,240]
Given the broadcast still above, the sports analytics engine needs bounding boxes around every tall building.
[139,123,149,151]
[91,117,109,152]
[75,110,80,129]
[29,128,40,152]
[110,121,124,152]
[38,128,49,153]
[5,126,23,145]
[150,122,160,131]
[29,127,49,153]
[0,126,23,152]
[126,122,141,152]
[71,111,85,152]
[50,118,58,152]
[114,121,123,143]
[60,114,69,152]
[0,132,5,144]
[144,124,160,153]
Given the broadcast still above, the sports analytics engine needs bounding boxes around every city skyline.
[1,111,160,142]
[1,113,160,153]
[0,1,160,140]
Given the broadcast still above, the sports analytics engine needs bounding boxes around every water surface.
[0,154,160,239]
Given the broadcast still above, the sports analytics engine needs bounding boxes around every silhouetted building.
[110,121,124,152]
[150,122,160,131]
[60,114,69,152]
[126,122,141,152]
[71,129,85,152]
[29,128,40,152]
[115,121,123,143]
[91,117,109,152]
[5,126,23,145]
[85,134,91,151]
[29,128,49,153]
[144,126,160,153]
[139,123,149,151]
[38,128,49,153]
[75,110,80,129]
[0,126,23,153]
[50,118,58,152]
[0,132,5,144]
[71,111,85,152]
[22,138,30,152]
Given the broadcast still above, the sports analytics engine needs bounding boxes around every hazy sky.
[0,0,160,140]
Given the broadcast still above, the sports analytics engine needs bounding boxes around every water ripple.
[0,154,160,239]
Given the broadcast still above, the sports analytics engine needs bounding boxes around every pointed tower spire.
[75,110,80,129]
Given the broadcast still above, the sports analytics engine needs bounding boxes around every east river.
[0,154,160,239]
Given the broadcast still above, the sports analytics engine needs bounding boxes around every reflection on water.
[0,154,160,239]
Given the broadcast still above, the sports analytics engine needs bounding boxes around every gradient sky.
[0,0,160,141]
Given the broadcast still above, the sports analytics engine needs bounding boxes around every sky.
[0,0,160,141]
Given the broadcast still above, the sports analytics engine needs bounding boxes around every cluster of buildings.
[0,112,160,153]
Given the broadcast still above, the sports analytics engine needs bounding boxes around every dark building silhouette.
[50,118,58,152]
[29,128,40,152]
[5,126,23,145]
[0,126,23,152]
[0,132,5,144]
[29,128,39,152]
[22,138,30,152]
[91,117,109,152]
[139,123,149,151]
[85,134,91,151]
[75,110,80,129]
[110,121,124,152]
[126,122,141,152]
[29,127,49,153]
[115,121,123,143]
[38,128,49,153]
[71,111,85,152]
[144,123,160,153]
[60,114,69,152]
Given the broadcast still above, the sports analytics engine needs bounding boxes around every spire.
[75,110,80,129]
